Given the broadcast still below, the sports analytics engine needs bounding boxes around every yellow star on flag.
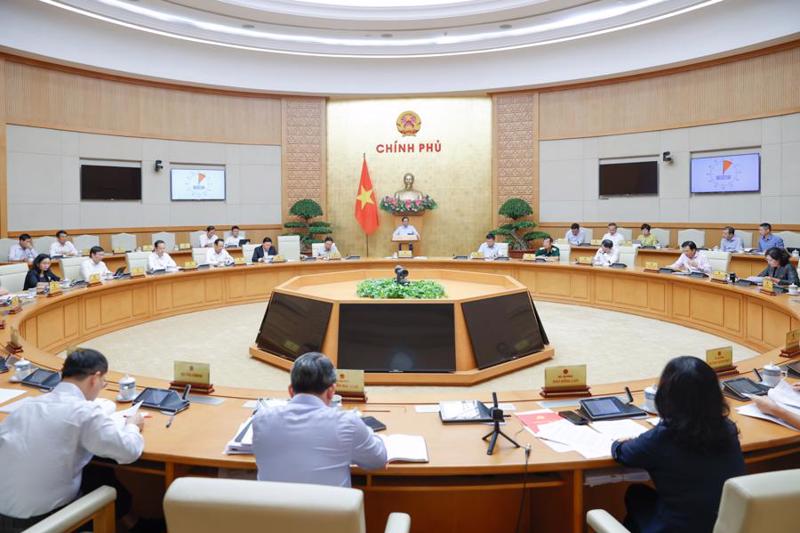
[356,185,374,210]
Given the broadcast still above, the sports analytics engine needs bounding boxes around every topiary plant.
[493,198,549,250]
[283,199,332,249]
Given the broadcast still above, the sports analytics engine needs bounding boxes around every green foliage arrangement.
[493,197,549,250]
[356,278,446,299]
[283,199,332,249]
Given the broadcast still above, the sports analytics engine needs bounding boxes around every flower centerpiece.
[356,278,445,299]
[379,195,437,216]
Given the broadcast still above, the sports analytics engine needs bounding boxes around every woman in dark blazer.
[612,356,745,533]
[252,237,278,262]
[758,246,799,285]
[24,253,60,290]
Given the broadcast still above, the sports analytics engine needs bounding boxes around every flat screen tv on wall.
[80,164,142,201]
[598,161,658,196]
[690,153,760,193]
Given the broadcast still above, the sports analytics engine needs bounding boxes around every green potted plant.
[493,198,549,257]
[283,199,332,251]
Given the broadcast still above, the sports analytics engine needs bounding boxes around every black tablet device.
[238,239,250,246]
[21,368,61,391]
[689,271,709,278]
[495,256,510,262]
[610,263,627,269]
[345,255,361,260]
[659,267,676,274]
[722,377,769,401]
[362,416,386,432]
[578,396,647,421]
[133,387,190,414]
[452,256,469,260]
[0,357,9,374]
[113,266,127,277]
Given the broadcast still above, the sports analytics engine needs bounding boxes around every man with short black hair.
[393,216,419,251]
[565,223,586,246]
[148,240,177,271]
[205,238,233,266]
[602,222,625,249]
[535,236,560,258]
[199,226,218,248]
[478,233,502,259]
[0,349,143,531]
[593,239,619,266]
[314,236,339,259]
[49,230,78,257]
[8,234,37,263]
[719,226,743,253]
[669,240,711,274]
[224,226,242,247]
[252,237,277,262]
[80,246,111,281]
[252,352,387,487]
[758,222,784,252]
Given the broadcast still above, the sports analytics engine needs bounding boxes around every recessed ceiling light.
[381,33,393,38]
[500,24,512,30]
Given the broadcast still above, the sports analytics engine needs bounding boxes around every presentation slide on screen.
[171,168,226,200]
[690,153,760,193]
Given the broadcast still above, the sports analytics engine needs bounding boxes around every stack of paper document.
[0,388,25,407]
[591,420,649,441]
[225,416,255,455]
[535,420,615,459]
[111,402,142,429]
[516,409,563,433]
[736,380,800,431]
[379,434,429,463]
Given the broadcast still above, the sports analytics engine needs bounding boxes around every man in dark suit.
[252,237,278,262]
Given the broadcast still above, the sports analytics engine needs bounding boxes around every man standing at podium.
[393,216,419,251]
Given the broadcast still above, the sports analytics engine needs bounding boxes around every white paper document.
[768,380,800,410]
[111,402,142,429]
[415,404,440,413]
[242,398,288,410]
[591,420,649,441]
[736,403,800,432]
[0,388,25,406]
[379,434,429,463]
[535,420,614,459]
[225,416,255,455]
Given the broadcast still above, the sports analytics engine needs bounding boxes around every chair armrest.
[384,512,411,533]
[24,486,117,533]
[586,509,630,533]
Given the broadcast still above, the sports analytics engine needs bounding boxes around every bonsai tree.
[493,197,549,250]
[283,199,332,250]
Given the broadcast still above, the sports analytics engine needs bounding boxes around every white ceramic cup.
[761,364,785,387]
[644,385,658,413]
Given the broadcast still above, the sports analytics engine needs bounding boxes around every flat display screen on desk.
[256,293,332,361]
[461,292,548,369]
[338,303,455,372]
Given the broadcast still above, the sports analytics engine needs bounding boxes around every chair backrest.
[33,236,56,253]
[223,230,247,239]
[125,252,149,272]
[496,243,509,257]
[617,245,638,267]
[0,238,17,261]
[559,244,571,264]
[712,469,800,533]
[735,230,753,249]
[192,248,209,266]
[73,234,100,252]
[651,228,670,247]
[0,263,29,293]
[190,231,205,248]
[702,250,732,273]
[111,233,137,252]
[311,242,325,257]
[677,229,705,248]
[152,232,177,251]
[278,235,301,261]
[60,257,85,281]
[242,244,257,263]
[775,230,800,249]
[163,477,366,533]
[617,227,633,241]
[582,228,594,243]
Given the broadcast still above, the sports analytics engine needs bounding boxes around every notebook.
[379,434,429,463]
[438,400,492,423]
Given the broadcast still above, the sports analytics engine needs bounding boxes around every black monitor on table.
[255,292,333,361]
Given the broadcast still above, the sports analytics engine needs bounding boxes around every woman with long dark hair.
[23,254,60,290]
[612,356,744,533]
[757,246,799,285]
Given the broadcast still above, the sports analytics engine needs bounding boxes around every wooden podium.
[392,215,423,255]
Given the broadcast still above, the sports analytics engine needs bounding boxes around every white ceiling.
[0,0,797,95]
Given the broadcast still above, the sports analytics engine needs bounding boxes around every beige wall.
[327,98,492,257]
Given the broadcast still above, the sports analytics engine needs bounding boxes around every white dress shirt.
[671,252,712,274]
[593,247,620,266]
[199,233,218,248]
[8,244,37,262]
[565,229,587,246]
[148,251,177,271]
[314,243,339,258]
[602,232,626,248]
[253,394,387,488]
[393,225,419,239]
[205,248,233,266]
[49,241,78,257]
[478,242,502,259]
[0,382,143,518]
[80,259,111,281]
[224,235,242,247]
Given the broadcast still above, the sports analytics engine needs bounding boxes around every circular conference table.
[2,259,800,533]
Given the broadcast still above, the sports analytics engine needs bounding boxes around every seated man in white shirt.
[148,239,177,271]
[253,352,387,488]
[314,236,340,259]
[593,239,620,266]
[80,246,111,281]
[392,216,419,251]
[565,223,587,246]
[224,225,243,247]
[49,230,79,257]
[602,222,625,249]
[8,233,37,264]
[669,240,712,274]
[719,226,744,253]
[199,225,218,248]
[0,349,144,531]
[205,239,233,267]
[477,233,502,259]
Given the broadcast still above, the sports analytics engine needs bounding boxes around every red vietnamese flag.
[354,157,379,235]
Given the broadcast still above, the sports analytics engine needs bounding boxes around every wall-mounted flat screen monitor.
[599,161,658,196]
[80,164,142,200]
[338,303,455,372]
[690,153,760,193]
[170,168,226,201]
[255,292,332,361]
[461,292,548,370]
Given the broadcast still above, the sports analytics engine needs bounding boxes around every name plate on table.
[131,267,145,277]
[576,256,593,266]
[336,369,366,401]
[178,243,191,250]
[272,255,287,263]
[706,346,736,374]
[761,278,776,296]
[142,244,154,252]
[590,239,602,246]
[781,329,800,358]
[47,280,62,297]
[541,364,591,397]
[711,271,728,283]
[470,252,484,260]
[644,261,660,271]
[174,360,210,386]
[88,274,102,286]
[522,253,536,261]
[113,248,126,255]
[81,249,90,256]
[234,257,246,265]
[328,251,342,260]
[183,261,197,270]
[398,250,413,258]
